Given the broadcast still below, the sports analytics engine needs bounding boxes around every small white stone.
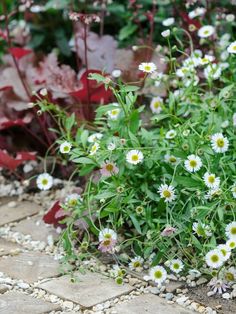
[176,296,189,305]
[63,300,74,309]
[222,292,231,299]
[17,282,30,289]
[207,291,215,297]
[8,201,17,208]
[27,261,34,266]
[50,295,59,303]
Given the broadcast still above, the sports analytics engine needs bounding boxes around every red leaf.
[43,201,67,227]
[0,114,33,130]
[179,11,201,29]
[0,150,22,171]
[70,70,112,104]
[0,86,12,92]
[16,152,36,161]
[0,150,36,171]
[9,47,32,60]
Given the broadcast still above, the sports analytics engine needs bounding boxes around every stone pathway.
[0,199,200,314]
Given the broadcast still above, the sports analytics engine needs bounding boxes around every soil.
[188,286,236,314]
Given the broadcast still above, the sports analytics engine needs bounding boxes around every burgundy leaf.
[9,47,32,60]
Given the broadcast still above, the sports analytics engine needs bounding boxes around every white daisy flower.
[224,267,236,282]
[226,14,235,22]
[205,187,221,200]
[89,142,100,155]
[150,96,163,114]
[88,133,103,143]
[164,154,180,165]
[176,67,191,78]
[211,133,229,153]
[231,185,236,198]
[227,41,236,54]
[107,142,116,151]
[148,265,167,285]
[161,29,170,38]
[188,7,206,19]
[162,17,175,26]
[158,184,176,203]
[218,244,231,262]
[203,172,220,189]
[110,265,125,278]
[107,108,121,120]
[39,88,48,96]
[225,222,236,239]
[138,62,157,73]
[169,259,184,273]
[129,256,144,271]
[126,150,144,165]
[205,249,225,268]
[99,228,117,242]
[36,173,53,191]
[204,64,222,80]
[192,222,212,237]
[166,129,177,139]
[184,154,202,173]
[65,193,82,207]
[200,54,215,65]
[198,25,215,38]
[226,238,236,250]
[59,141,72,154]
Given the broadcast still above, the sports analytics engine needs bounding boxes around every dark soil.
[188,286,236,314]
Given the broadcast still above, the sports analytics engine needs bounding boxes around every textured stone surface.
[0,239,22,257]
[0,252,60,283]
[12,215,58,242]
[0,201,41,226]
[0,286,8,294]
[39,271,134,308]
[166,281,184,293]
[0,291,60,313]
[114,294,194,314]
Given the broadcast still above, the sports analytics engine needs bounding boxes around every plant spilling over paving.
[34,7,236,295]
[1,0,236,299]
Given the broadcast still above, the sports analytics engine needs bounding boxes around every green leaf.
[129,110,140,133]
[88,73,106,83]
[119,23,138,41]
[79,164,96,176]
[128,131,140,146]
[65,113,75,132]
[94,191,117,199]
[175,176,201,187]
[129,214,142,234]
[191,235,202,250]
[80,130,89,148]
[123,85,140,92]
[72,157,96,165]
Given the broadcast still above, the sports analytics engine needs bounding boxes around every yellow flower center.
[103,239,112,246]
[229,241,236,249]
[144,65,151,71]
[189,160,197,167]
[216,138,224,147]
[211,254,219,263]
[208,175,215,183]
[133,261,141,268]
[69,199,77,206]
[230,227,236,235]
[154,101,160,108]
[63,146,69,152]
[42,179,48,185]
[221,249,227,257]
[154,270,163,279]
[173,263,180,269]
[105,164,114,172]
[163,190,171,198]
[204,30,209,35]
[131,154,139,161]
[111,109,119,116]
[225,272,234,281]
[233,45,236,51]
[169,156,177,163]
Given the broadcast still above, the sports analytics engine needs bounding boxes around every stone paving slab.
[39,271,135,308]
[12,215,58,243]
[0,239,22,257]
[0,291,60,314]
[0,252,60,283]
[114,294,194,314]
[0,201,41,226]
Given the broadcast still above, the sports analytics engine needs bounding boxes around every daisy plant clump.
[35,8,236,289]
